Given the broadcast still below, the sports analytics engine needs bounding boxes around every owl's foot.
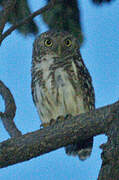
[65,114,73,120]
[40,119,56,128]
[49,118,56,126]
[40,114,73,128]
[56,115,65,122]
[56,114,73,122]
[40,122,50,128]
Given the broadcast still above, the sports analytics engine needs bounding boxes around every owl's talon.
[40,122,51,128]
[65,114,73,120]
[49,118,56,126]
[56,115,65,122]
[40,119,57,128]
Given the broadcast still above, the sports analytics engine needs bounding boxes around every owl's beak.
[57,45,62,56]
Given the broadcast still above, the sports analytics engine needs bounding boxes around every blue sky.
[0,0,119,179]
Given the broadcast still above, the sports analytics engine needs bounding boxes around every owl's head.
[33,30,79,57]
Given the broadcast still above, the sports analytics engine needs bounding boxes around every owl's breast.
[54,68,68,87]
[34,60,85,123]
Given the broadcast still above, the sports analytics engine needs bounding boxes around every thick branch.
[0,101,118,169]
[0,0,56,45]
[0,80,22,137]
[98,100,119,180]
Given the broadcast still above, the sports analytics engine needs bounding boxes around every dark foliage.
[42,0,83,44]
[0,0,38,35]
[0,0,114,37]
[92,0,114,4]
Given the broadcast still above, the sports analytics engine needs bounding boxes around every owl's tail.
[65,137,93,161]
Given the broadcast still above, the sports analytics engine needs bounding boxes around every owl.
[31,30,95,160]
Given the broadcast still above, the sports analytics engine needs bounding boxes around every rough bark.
[98,103,119,180]
[0,103,111,167]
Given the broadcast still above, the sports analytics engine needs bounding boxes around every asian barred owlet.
[31,30,95,160]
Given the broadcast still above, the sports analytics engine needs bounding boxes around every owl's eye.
[64,38,72,47]
[44,39,53,47]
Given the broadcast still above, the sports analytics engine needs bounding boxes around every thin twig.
[0,0,56,45]
[0,80,22,137]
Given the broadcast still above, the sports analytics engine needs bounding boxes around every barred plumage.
[31,31,95,160]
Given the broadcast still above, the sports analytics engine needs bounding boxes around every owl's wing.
[74,51,95,111]
[65,51,95,160]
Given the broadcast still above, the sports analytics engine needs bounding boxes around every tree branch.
[98,101,119,180]
[0,80,119,179]
[0,0,56,45]
[0,80,22,137]
[0,100,119,172]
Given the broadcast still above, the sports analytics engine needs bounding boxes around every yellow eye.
[64,38,72,47]
[44,39,53,47]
